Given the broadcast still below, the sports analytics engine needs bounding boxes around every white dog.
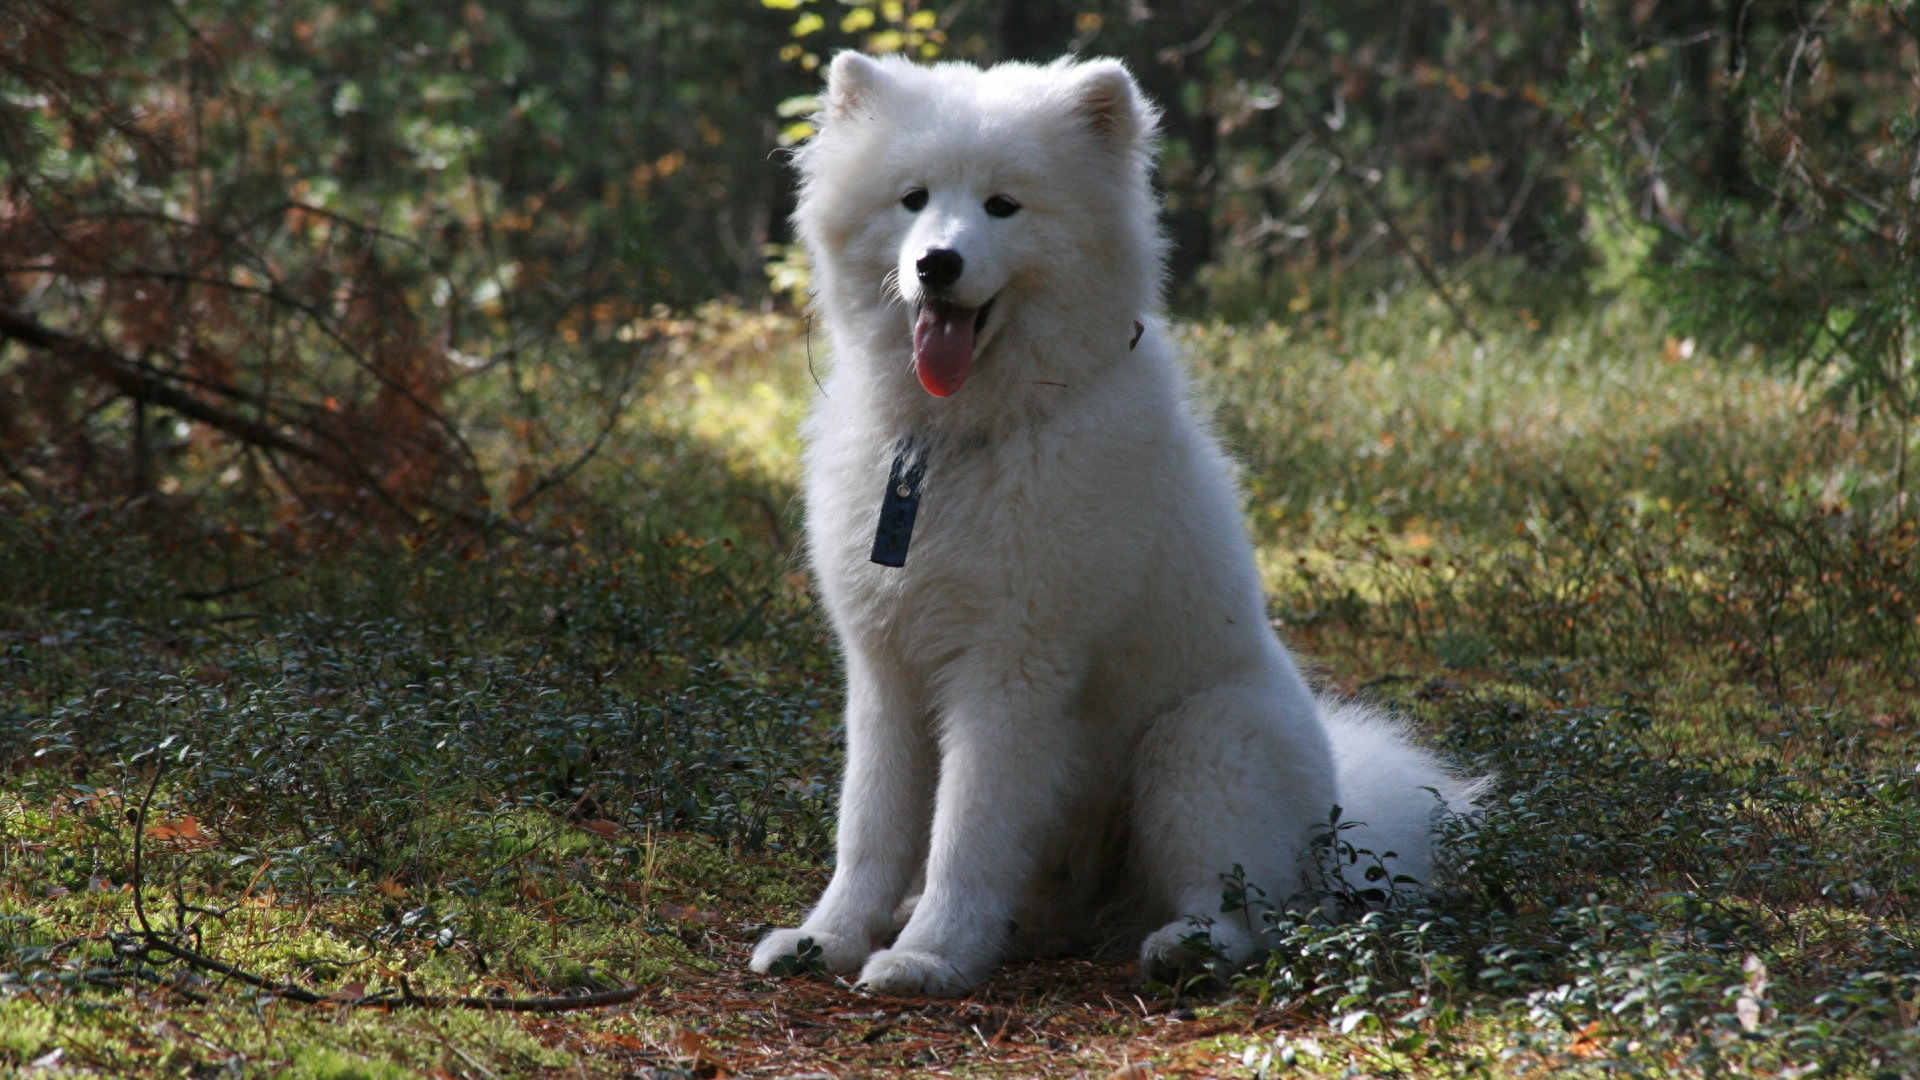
[750,53,1478,996]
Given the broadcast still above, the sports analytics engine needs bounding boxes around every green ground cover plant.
[2,293,1916,1078]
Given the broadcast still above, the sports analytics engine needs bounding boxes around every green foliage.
[1567,1,1920,472]
[799,0,1585,314]
[1227,699,1920,1077]
[764,934,826,977]
[1191,294,1918,696]
[1276,479,1920,696]
[4,529,836,868]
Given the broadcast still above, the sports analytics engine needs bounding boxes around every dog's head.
[794,54,1164,398]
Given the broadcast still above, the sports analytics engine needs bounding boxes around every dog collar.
[870,436,926,568]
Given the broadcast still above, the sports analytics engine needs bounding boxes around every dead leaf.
[329,982,369,1002]
[668,1029,731,1075]
[578,819,623,838]
[145,814,203,841]
[660,902,723,925]
[1566,1020,1605,1058]
[1107,1063,1153,1080]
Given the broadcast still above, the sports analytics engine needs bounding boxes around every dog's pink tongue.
[913,303,976,397]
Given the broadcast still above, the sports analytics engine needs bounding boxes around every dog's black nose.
[916,248,963,290]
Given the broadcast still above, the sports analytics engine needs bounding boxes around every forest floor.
[3,295,1916,1078]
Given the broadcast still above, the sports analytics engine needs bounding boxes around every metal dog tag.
[870,437,926,568]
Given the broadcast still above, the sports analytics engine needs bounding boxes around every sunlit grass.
[1193,296,1886,550]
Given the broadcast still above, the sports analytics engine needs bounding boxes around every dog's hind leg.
[1128,679,1336,984]
[751,650,934,975]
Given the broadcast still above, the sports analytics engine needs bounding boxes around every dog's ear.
[1070,60,1149,146]
[824,51,887,121]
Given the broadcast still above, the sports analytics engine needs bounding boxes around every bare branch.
[0,301,329,465]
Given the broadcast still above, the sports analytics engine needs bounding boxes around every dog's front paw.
[857,948,978,997]
[1139,919,1256,986]
[749,927,868,975]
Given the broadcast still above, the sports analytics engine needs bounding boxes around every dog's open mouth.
[912,296,995,397]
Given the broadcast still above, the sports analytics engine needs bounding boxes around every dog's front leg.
[750,652,933,976]
[858,687,1072,996]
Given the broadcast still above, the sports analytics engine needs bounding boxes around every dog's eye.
[984,195,1021,218]
[901,188,929,212]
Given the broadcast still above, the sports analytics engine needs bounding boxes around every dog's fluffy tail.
[1317,697,1488,894]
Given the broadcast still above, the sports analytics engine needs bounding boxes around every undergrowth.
[1216,699,1919,1079]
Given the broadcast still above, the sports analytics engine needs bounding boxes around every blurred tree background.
[1,0,1914,528]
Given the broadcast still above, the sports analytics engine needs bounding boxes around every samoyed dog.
[750,52,1478,996]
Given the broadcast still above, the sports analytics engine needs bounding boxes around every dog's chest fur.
[808,409,1136,660]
